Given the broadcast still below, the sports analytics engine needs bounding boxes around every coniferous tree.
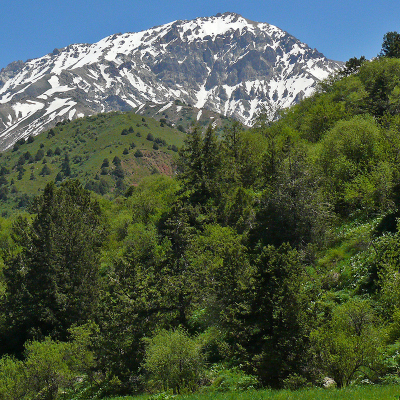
[380,31,400,58]
[1,181,104,356]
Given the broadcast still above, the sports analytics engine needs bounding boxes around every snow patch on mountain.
[0,12,343,150]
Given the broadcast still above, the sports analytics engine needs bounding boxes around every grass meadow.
[106,385,400,400]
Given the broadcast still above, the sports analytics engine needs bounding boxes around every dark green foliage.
[16,155,25,166]
[112,165,125,179]
[34,149,45,161]
[39,164,51,176]
[1,181,103,356]
[47,128,55,138]
[12,143,20,152]
[0,176,8,186]
[61,153,71,176]
[380,31,400,58]
[0,186,8,201]
[27,135,34,144]
[55,172,63,182]
[146,133,154,141]
[224,244,309,387]
[152,142,159,150]
[85,178,109,195]
[54,147,62,156]
[134,149,143,157]
[339,56,367,77]
[0,166,9,176]
[112,156,121,166]
[123,148,129,155]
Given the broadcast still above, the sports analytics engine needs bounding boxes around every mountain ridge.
[0,12,343,150]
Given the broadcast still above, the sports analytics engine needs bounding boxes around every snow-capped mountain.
[0,12,342,150]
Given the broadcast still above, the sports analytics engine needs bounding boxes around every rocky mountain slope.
[0,12,342,150]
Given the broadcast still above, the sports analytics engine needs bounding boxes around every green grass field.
[106,386,400,400]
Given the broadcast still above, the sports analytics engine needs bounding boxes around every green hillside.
[0,110,186,213]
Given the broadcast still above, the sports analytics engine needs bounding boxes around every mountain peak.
[0,13,343,150]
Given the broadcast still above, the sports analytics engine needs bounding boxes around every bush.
[0,324,97,400]
[206,366,259,392]
[144,328,204,394]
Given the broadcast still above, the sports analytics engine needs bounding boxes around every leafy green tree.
[316,115,387,214]
[311,299,384,387]
[1,181,104,355]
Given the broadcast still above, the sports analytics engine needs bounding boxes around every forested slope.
[2,38,400,399]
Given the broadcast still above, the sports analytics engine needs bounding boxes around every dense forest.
[1,34,400,399]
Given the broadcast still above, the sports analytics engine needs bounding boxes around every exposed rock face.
[0,12,342,150]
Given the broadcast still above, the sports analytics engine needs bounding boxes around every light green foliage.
[316,115,389,213]
[0,323,96,400]
[207,365,258,392]
[311,299,385,387]
[144,328,205,394]
[0,356,25,400]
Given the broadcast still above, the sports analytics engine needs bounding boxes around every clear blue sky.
[1,0,399,70]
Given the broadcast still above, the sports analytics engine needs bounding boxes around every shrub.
[207,366,259,392]
[144,328,204,394]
